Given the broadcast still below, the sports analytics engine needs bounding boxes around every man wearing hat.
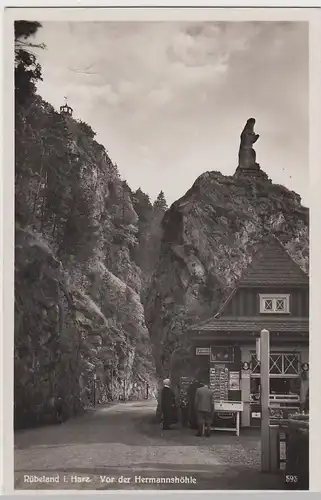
[194,380,213,437]
[161,378,176,430]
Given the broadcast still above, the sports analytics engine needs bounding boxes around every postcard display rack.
[179,376,194,404]
[209,346,243,436]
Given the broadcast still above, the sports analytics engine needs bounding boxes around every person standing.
[194,381,213,437]
[303,388,309,414]
[187,379,202,429]
[161,378,176,430]
[180,395,189,427]
[55,396,64,424]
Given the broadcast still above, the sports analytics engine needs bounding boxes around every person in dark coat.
[55,396,64,424]
[194,381,213,437]
[187,380,202,429]
[180,393,189,427]
[303,388,309,414]
[161,379,176,430]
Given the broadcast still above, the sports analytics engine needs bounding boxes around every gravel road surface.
[14,400,284,490]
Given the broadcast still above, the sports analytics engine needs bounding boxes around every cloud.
[33,21,308,205]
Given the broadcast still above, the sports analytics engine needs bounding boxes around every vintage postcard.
[2,4,321,494]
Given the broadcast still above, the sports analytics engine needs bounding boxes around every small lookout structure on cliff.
[60,96,73,117]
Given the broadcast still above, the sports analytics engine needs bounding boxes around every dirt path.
[14,400,284,490]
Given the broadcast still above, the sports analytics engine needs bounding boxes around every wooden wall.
[222,286,309,317]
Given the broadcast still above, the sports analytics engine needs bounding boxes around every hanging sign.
[211,346,234,363]
[196,347,211,355]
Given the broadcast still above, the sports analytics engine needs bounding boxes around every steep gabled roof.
[188,236,309,334]
[238,236,308,287]
[212,237,308,317]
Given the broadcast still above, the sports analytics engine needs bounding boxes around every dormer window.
[259,294,290,314]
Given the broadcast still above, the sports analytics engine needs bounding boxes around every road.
[14,400,284,490]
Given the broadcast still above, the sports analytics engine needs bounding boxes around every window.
[259,294,290,314]
[250,377,301,397]
[250,352,300,376]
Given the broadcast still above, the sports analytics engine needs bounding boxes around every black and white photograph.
[4,6,314,492]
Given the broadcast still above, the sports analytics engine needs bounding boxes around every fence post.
[260,328,270,472]
[93,373,96,407]
[269,425,279,473]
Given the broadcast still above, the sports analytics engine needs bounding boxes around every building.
[187,236,309,428]
[60,98,73,117]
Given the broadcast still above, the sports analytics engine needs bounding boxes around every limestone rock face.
[14,225,153,428]
[14,96,157,429]
[144,170,309,381]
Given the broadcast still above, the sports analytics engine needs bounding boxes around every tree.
[132,188,153,223]
[77,120,96,139]
[14,21,45,105]
[153,191,168,213]
[131,189,153,274]
[138,190,168,278]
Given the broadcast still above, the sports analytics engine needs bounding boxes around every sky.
[33,21,309,206]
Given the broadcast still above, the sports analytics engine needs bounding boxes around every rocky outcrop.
[14,23,161,429]
[14,224,154,428]
[144,168,309,382]
[14,95,156,429]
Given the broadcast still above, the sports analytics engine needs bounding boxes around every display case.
[250,374,302,426]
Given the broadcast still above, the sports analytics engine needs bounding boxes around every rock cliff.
[144,168,309,382]
[14,94,161,428]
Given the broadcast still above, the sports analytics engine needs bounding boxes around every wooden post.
[236,411,240,437]
[93,373,97,407]
[260,328,270,472]
[269,425,280,473]
[111,368,114,401]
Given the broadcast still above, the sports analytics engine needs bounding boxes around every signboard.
[196,347,210,355]
[210,346,234,363]
[180,376,193,387]
[179,376,193,403]
[229,371,240,391]
[210,364,229,401]
[242,370,250,379]
[215,401,243,412]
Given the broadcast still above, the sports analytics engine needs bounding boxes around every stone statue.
[238,118,260,169]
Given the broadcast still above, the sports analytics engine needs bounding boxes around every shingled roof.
[238,236,308,287]
[190,316,308,333]
[188,236,309,335]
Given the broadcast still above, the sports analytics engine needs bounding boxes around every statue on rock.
[234,118,270,182]
[238,118,259,169]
